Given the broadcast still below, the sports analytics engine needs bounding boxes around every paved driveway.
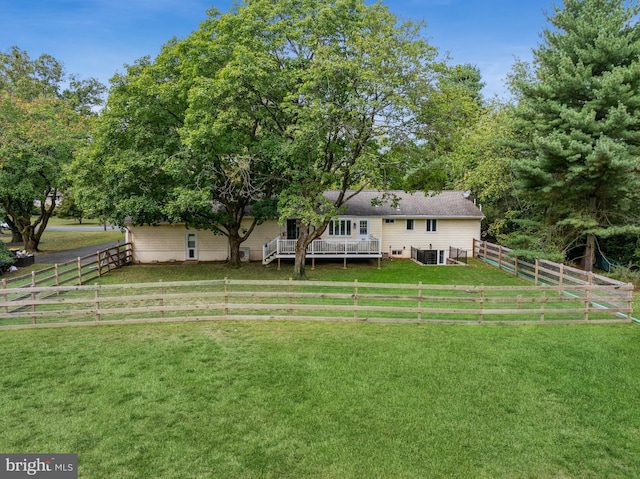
[35,241,123,265]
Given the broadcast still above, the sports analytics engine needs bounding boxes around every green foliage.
[509,0,640,271]
[0,47,104,251]
[0,241,14,264]
[607,264,640,287]
[56,194,83,223]
[74,0,450,276]
[441,102,532,242]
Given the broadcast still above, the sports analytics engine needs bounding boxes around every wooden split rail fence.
[473,239,635,322]
[473,239,629,288]
[1,243,132,290]
[0,278,632,329]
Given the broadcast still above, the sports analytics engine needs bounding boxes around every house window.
[328,219,351,236]
[385,219,395,224]
[359,220,369,237]
[406,219,414,231]
[426,219,437,232]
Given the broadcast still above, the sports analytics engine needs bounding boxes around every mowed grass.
[1,259,639,477]
[1,321,639,478]
[96,258,531,286]
[33,230,124,253]
[0,222,124,253]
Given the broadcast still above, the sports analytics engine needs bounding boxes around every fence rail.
[473,240,629,288]
[1,243,132,290]
[0,278,632,329]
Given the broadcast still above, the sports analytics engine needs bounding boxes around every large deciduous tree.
[0,47,104,251]
[75,0,446,275]
[73,24,281,267]
[509,0,640,271]
[204,0,442,277]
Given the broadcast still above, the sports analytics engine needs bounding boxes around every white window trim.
[426,219,437,232]
[328,218,352,237]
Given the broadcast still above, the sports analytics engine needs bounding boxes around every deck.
[263,237,381,264]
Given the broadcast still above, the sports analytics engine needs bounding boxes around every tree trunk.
[227,228,243,268]
[580,233,596,272]
[293,227,311,279]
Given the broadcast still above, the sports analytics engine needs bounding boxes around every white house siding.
[128,220,281,263]
[128,216,480,263]
[380,218,481,258]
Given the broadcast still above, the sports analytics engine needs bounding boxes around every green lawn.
[1,259,639,477]
[96,258,531,286]
[1,321,638,478]
[33,230,124,253]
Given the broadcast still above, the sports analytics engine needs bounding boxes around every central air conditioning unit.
[239,247,250,262]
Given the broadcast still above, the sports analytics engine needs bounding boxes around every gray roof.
[323,190,484,218]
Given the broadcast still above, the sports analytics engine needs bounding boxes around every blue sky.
[0,0,555,99]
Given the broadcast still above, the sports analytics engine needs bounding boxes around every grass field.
[1,320,639,478]
[1,257,639,477]
[96,258,531,286]
[30,230,124,253]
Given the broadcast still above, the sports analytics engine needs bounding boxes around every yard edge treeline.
[70,0,482,277]
[0,47,105,252]
[505,0,640,271]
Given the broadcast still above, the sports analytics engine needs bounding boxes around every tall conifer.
[511,0,640,270]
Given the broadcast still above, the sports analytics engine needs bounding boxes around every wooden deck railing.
[263,237,381,263]
[0,278,632,329]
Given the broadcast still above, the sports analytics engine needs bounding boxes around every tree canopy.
[509,0,640,270]
[75,0,465,275]
[0,47,104,251]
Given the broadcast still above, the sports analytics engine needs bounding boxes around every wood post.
[159,279,164,319]
[289,277,293,317]
[418,282,423,321]
[223,277,229,319]
[584,287,591,321]
[30,271,36,324]
[2,279,6,314]
[94,284,101,322]
[353,279,358,321]
[479,284,484,323]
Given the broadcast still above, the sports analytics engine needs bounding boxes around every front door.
[357,219,369,240]
[286,219,299,240]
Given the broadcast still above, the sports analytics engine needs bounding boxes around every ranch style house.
[125,190,484,266]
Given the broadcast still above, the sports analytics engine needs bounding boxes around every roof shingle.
[323,190,484,218]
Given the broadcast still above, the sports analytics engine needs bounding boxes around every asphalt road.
[35,241,123,265]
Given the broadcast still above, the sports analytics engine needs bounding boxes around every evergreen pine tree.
[511,0,640,271]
